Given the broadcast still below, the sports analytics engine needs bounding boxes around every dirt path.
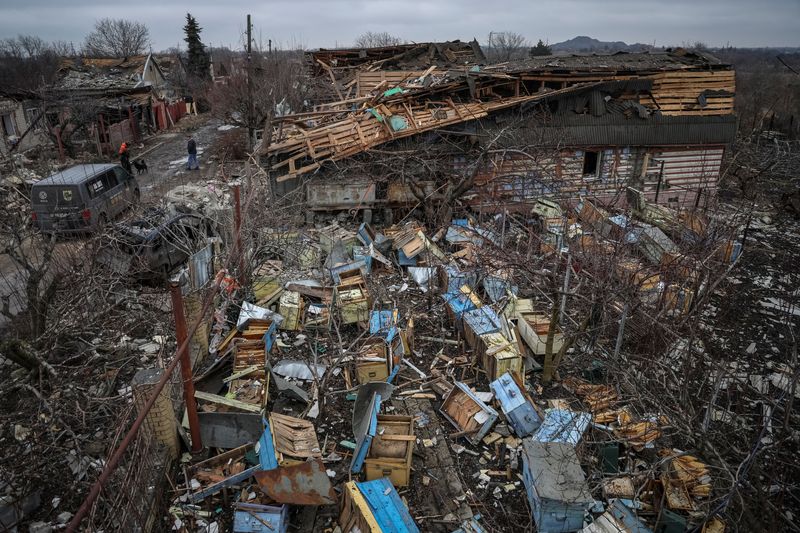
[130,115,225,202]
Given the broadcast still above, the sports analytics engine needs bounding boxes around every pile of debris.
[158,185,742,532]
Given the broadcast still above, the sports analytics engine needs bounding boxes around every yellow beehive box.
[364,415,414,487]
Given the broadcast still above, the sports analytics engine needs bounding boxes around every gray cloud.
[1,0,798,51]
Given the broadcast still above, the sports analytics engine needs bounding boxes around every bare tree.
[0,187,60,344]
[354,31,405,48]
[206,47,310,150]
[487,31,529,62]
[83,18,150,58]
[0,35,60,93]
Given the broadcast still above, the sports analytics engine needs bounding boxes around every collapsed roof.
[308,39,486,75]
[53,54,168,95]
[262,49,735,182]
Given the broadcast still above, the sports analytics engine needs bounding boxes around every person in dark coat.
[119,142,132,174]
[186,135,199,170]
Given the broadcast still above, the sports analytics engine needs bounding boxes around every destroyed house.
[263,48,735,216]
[0,96,49,156]
[306,39,485,103]
[56,54,172,97]
[42,54,186,153]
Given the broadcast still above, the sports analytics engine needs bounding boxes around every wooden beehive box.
[356,338,390,383]
[443,285,482,331]
[478,332,523,381]
[336,275,370,325]
[462,306,503,352]
[233,340,267,374]
[364,414,414,487]
[232,502,288,533]
[339,479,419,533]
[440,382,498,445]
[439,264,478,295]
[515,312,563,356]
[225,376,268,412]
[184,423,275,504]
[279,290,304,331]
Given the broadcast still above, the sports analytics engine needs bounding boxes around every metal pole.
[169,281,202,453]
[559,253,572,324]
[246,14,254,151]
[233,182,245,280]
[654,160,665,203]
[66,281,220,532]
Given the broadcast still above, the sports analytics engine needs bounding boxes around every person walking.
[119,142,132,174]
[186,135,199,170]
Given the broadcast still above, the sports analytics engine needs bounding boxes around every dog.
[132,159,148,174]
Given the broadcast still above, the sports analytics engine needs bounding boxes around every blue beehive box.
[441,264,478,294]
[340,478,420,533]
[520,440,593,533]
[187,419,277,503]
[462,306,503,350]
[531,409,591,446]
[490,371,543,437]
[443,287,482,332]
[233,502,289,533]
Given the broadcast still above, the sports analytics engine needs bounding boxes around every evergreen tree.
[530,39,553,57]
[183,13,210,80]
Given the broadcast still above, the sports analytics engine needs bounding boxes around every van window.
[114,167,131,182]
[101,170,118,189]
[86,176,106,199]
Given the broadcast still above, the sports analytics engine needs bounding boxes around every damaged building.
[26,53,187,157]
[262,48,735,217]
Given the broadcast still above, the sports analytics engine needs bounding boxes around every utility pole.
[246,14,254,152]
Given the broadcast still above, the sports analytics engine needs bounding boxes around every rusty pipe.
[232,183,245,283]
[66,280,220,532]
[169,281,203,453]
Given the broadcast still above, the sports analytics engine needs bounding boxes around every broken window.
[582,150,599,176]
[1,113,17,136]
[25,108,43,131]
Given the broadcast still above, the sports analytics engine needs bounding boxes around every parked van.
[30,164,140,233]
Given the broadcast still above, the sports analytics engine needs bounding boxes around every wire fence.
[83,365,183,532]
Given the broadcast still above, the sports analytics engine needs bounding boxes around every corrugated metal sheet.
[189,244,213,289]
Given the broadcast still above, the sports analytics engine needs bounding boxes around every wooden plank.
[194,391,262,413]
[223,365,262,383]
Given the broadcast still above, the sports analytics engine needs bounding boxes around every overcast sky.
[1,0,798,52]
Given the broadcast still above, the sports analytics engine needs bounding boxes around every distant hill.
[551,36,654,53]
